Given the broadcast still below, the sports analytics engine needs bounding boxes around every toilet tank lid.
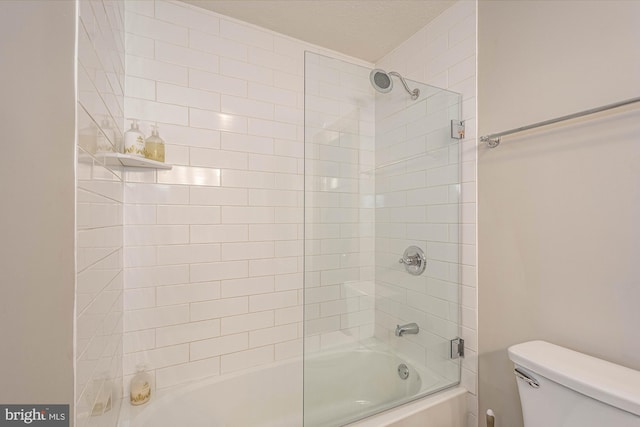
[508,340,640,417]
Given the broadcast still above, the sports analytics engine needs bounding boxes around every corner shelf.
[99,152,172,170]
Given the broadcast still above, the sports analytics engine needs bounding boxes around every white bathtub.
[119,349,466,427]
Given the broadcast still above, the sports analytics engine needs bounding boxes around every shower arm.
[388,71,420,100]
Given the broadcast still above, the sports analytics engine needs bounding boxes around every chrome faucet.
[395,323,419,337]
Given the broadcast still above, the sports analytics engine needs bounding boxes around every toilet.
[507,340,640,426]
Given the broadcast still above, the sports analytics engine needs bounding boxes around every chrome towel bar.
[481,96,640,148]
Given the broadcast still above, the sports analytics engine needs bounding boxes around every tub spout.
[395,323,419,337]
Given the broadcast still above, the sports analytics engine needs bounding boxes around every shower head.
[370,69,393,93]
[369,69,420,100]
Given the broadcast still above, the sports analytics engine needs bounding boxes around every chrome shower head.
[370,69,393,93]
[369,69,420,100]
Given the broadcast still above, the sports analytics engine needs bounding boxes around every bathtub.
[118,349,466,427]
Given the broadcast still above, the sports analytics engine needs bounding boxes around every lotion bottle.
[124,119,145,157]
[144,124,165,162]
[129,365,151,406]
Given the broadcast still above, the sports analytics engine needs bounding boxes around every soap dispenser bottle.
[124,119,145,157]
[129,364,151,406]
[144,123,165,162]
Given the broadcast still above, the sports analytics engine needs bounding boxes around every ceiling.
[180,1,456,63]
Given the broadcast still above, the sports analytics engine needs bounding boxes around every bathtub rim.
[118,346,464,427]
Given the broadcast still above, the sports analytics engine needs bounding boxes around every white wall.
[76,0,126,425]
[478,2,640,427]
[0,0,76,417]
[376,2,478,425]
[121,0,373,394]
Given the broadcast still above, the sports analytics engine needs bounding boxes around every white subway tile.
[248,118,297,140]
[125,0,154,17]
[249,324,297,347]
[221,242,274,261]
[123,329,155,354]
[189,30,248,62]
[248,46,298,74]
[220,19,273,50]
[274,105,303,126]
[125,97,189,125]
[221,95,274,120]
[190,296,248,321]
[448,55,475,87]
[190,187,248,206]
[124,225,189,246]
[248,154,297,174]
[124,204,156,225]
[124,183,189,205]
[156,318,220,347]
[124,246,157,268]
[221,170,276,189]
[157,244,221,265]
[123,344,189,375]
[275,306,303,325]
[221,207,274,223]
[220,132,274,155]
[160,123,221,149]
[249,290,297,312]
[124,304,189,332]
[157,82,220,111]
[220,57,273,85]
[248,224,297,241]
[155,1,220,35]
[248,82,297,107]
[156,357,220,389]
[124,287,155,310]
[156,166,220,186]
[221,276,274,298]
[189,68,247,97]
[190,333,248,361]
[220,311,274,335]
[190,225,248,243]
[126,12,188,46]
[249,257,297,277]
[125,75,155,100]
[273,70,303,93]
[125,264,189,288]
[190,108,247,133]
[190,148,248,170]
[157,282,221,306]
[274,273,302,291]
[275,240,302,258]
[248,189,297,207]
[157,205,221,225]
[156,41,219,73]
[126,55,188,86]
[274,207,303,224]
[190,261,249,282]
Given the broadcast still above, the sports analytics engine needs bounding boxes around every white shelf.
[91,152,172,169]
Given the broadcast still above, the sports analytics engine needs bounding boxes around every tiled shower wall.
[76,0,126,425]
[121,0,373,392]
[372,85,463,382]
[376,1,478,425]
[303,53,376,354]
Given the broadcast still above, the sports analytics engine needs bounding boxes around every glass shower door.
[303,51,463,426]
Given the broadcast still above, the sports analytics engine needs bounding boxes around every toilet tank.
[507,341,640,427]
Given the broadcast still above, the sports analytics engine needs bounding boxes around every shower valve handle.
[398,255,419,266]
